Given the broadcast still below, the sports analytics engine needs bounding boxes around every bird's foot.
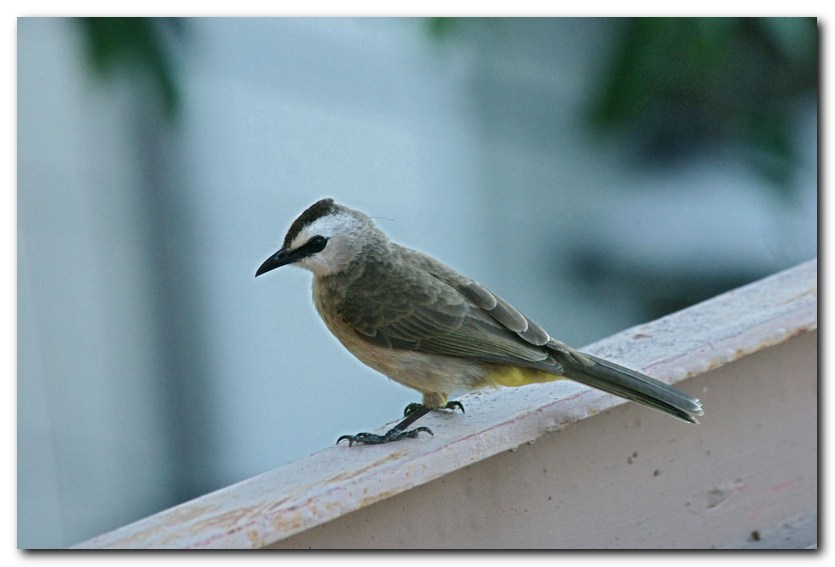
[336,401,463,447]
[336,426,433,447]
[403,400,465,417]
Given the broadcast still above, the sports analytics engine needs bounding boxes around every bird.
[255,198,703,446]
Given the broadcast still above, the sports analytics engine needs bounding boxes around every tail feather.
[562,352,703,424]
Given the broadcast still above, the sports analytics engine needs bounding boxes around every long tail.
[561,350,703,424]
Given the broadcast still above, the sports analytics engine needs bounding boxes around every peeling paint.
[359,489,402,508]
[324,451,407,484]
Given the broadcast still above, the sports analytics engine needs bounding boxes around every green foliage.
[76,17,182,118]
[425,17,817,197]
[588,17,817,196]
[426,17,460,40]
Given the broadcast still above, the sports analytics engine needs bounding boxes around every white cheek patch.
[288,213,362,276]
[298,251,334,275]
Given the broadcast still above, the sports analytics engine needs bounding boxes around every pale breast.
[312,278,486,399]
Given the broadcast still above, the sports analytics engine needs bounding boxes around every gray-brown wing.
[326,245,704,424]
[337,248,557,367]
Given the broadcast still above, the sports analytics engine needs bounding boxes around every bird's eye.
[306,235,328,254]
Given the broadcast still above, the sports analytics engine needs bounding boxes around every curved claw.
[403,402,425,417]
[406,426,434,438]
[336,434,358,446]
[337,432,389,446]
[445,401,465,414]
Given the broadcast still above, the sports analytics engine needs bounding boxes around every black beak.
[255,247,296,277]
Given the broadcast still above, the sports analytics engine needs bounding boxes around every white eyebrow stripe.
[289,214,353,250]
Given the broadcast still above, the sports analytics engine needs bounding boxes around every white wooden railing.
[75,259,817,549]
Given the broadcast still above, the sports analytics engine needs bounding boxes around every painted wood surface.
[75,260,817,549]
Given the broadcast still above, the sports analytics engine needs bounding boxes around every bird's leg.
[403,401,465,416]
[337,401,465,447]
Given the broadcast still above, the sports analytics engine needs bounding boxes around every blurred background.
[17,17,817,548]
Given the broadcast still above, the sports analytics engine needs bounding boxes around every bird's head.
[255,198,382,278]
